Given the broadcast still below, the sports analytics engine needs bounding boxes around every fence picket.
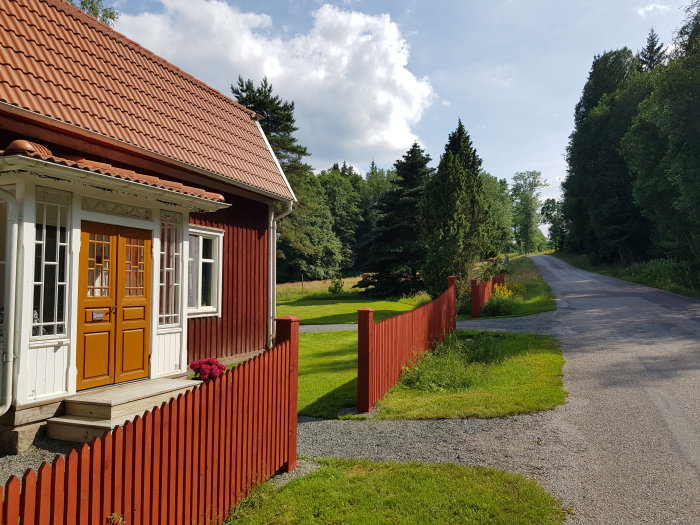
[4,476,20,524]
[50,456,65,525]
[36,462,51,525]
[90,437,102,524]
[133,416,144,525]
[20,468,36,524]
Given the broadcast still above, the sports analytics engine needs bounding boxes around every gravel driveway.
[298,255,700,524]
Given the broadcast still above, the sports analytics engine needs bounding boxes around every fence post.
[276,316,300,472]
[357,308,374,413]
[448,276,456,332]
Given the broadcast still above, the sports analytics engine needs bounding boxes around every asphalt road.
[298,255,700,524]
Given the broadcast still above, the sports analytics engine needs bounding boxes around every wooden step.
[64,378,199,419]
[47,378,200,443]
[46,414,134,443]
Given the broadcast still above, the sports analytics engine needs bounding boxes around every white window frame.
[159,211,183,327]
[31,187,71,340]
[187,225,223,318]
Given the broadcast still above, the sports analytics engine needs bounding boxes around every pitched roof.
[0,0,295,201]
[1,139,226,203]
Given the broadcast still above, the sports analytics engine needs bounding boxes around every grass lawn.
[298,331,357,418]
[374,331,565,419]
[554,251,700,299]
[458,256,556,320]
[226,459,567,525]
[277,277,362,302]
[297,330,565,420]
[277,296,422,325]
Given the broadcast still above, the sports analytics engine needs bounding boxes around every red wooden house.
[0,0,295,451]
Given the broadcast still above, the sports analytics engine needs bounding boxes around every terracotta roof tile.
[0,0,294,201]
[1,139,225,203]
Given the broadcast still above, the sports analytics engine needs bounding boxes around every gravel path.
[0,437,76,485]
[298,255,700,524]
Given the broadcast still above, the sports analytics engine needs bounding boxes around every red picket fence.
[0,316,300,525]
[470,272,506,318]
[357,277,456,413]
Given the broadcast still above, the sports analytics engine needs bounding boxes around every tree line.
[231,78,549,296]
[552,3,700,265]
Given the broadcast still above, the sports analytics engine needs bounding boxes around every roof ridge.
[38,0,260,120]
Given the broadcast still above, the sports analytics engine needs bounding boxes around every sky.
[112,0,688,200]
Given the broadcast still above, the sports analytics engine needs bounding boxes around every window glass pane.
[42,264,56,324]
[33,188,70,337]
[201,261,213,306]
[202,237,213,259]
[159,213,182,325]
[188,234,198,309]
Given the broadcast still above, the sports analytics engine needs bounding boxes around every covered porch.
[0,140,228,451]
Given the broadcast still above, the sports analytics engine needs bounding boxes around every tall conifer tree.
[638,28,665,71]
[232,77,342,280]
[361,143,432,295]
[422,121,488,296]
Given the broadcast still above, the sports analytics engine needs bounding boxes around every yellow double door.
[76,221,151,391]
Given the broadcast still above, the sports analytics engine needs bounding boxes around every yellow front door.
[77,222,151,391]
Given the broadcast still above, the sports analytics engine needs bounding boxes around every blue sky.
[112,0,687,200]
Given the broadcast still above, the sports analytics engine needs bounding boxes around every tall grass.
[555,253,700,299]
[375,330,566,419]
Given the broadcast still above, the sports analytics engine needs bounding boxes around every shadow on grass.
[298,377,357,419]
[294,309,412,325]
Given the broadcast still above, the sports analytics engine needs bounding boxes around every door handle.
[111,305,117,314]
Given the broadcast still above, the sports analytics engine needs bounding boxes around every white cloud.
[116,0,435,170]
[635,3,671,17]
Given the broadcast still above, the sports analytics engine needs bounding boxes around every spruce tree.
[232,77,342,280]
[422,121,488,297]
[638,28,665,71]
[361,143,432,296]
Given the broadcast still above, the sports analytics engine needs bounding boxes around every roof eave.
[0,155,229,212]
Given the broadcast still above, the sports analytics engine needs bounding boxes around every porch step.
[47,378,200,443]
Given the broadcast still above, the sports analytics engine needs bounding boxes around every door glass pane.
[124,237,145,297]
[87,233,111,297]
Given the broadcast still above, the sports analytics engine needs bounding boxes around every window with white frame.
[159,212,182,326]
[187,226,223,316]
[33,188,70,338]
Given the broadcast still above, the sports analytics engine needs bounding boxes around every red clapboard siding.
[188,193,270,362]
[357,277,456,413]
[0,317,299,525]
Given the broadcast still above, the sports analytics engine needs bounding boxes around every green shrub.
[624,258,700,290]
[504,281,527,297]
[481,283,517,316]
[456,292,472,315]
[327,277,344,294]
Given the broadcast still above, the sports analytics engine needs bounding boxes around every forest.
[231,79,548,297]
[555,2,700,271]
